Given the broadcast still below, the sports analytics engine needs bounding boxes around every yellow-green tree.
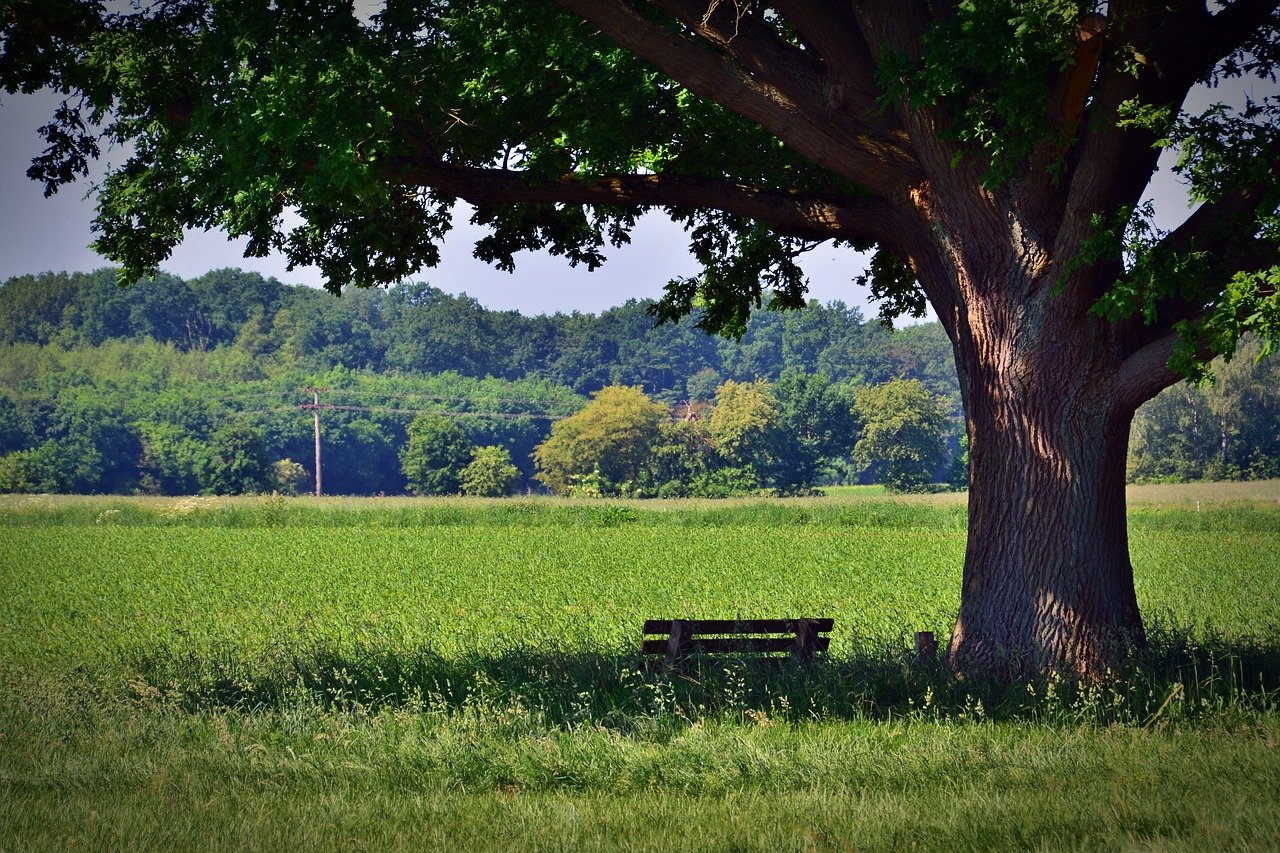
[705,379,778,479]
[534,386,667,495]
[460,446,521,497]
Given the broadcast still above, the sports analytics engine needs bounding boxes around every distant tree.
[137,422,204,495]
[272,458,310,496]
[0,392,32,456]
[460,446,521,497]
[706,379,778,482]
[0,450,38,493]
[384,284,500,377]
[321,413,406,495]
[685,367,722,405]
[1130,337,1280,482]
[198,421,273,495]
[534,386,667,495]
[638,417,718,497]
[233,305,274,359]
[44,393,141,494]
[401,415,474,496]
[853,380,951,493]
[765,370,859,494]
[452,413,550,491]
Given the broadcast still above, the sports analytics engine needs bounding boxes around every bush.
[401,415,475,495]
[460,446,520,497]
[273,458,311,496]
[198,422,274,495]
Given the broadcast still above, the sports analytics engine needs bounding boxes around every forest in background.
[0,268,1275,496]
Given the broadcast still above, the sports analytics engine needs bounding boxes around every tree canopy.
[534,385,669,493]
[853,378,950,493]
[401,413,475,495]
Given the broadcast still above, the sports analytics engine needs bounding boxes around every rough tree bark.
[896,183,1160,676]
[946,269,1148,676]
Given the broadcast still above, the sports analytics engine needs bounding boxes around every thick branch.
[1060,1,1276,264]
[1199,0,1280,80]
[554,0,921,195]
[1017,13,1108,236]
[1112,333,1182,417]
[849,0,986,215]
[763,0,894,130]
[1115,177,1277,353]
[400,158,902,245]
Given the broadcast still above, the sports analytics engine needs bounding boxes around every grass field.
[2,485,1279,849]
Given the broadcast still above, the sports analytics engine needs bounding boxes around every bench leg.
[665,619,691,668]
[792,619,817,661]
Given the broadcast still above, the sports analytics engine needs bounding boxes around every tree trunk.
[944,279,1147,678]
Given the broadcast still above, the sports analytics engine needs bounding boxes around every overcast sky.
[0,84,1211,318]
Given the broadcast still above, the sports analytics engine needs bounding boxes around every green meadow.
[2,485,1279,849]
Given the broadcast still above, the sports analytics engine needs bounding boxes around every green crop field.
[2,487,1279,850]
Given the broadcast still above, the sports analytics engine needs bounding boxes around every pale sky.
[0,80,1215,318]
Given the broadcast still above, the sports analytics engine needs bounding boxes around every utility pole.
[302,388,329,497]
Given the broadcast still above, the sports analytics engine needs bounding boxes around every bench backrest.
[642,618,833,664]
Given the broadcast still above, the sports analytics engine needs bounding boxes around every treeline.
[0,334,957,497]
[0,268,1275,496]
[0,338,582,496]
[1129,336,1280,483]
[0,268,959,402]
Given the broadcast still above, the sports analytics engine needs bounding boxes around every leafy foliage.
[460,446,521,498]
[853,380,952,493]
[880,0,1088,185]
[400,415,475,496]
[198,421,273,495]
[765,371,859,495]
[534,386,668,495]
[706,379,778,472]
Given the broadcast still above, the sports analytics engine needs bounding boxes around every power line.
[232,403,565,421]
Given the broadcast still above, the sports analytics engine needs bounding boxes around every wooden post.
[312,389,322,498]
[793,618,818,661]
[302,387,328,498]
[914,631,937,666]
[665,619,691,667]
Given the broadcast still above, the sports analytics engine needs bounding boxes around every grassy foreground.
[2,487,1279,849]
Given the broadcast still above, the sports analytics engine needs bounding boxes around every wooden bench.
[641,618,833,667]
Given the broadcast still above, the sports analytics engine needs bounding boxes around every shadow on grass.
[125,620,1280,728]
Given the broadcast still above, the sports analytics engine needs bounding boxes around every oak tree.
[4,0,1278,674]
